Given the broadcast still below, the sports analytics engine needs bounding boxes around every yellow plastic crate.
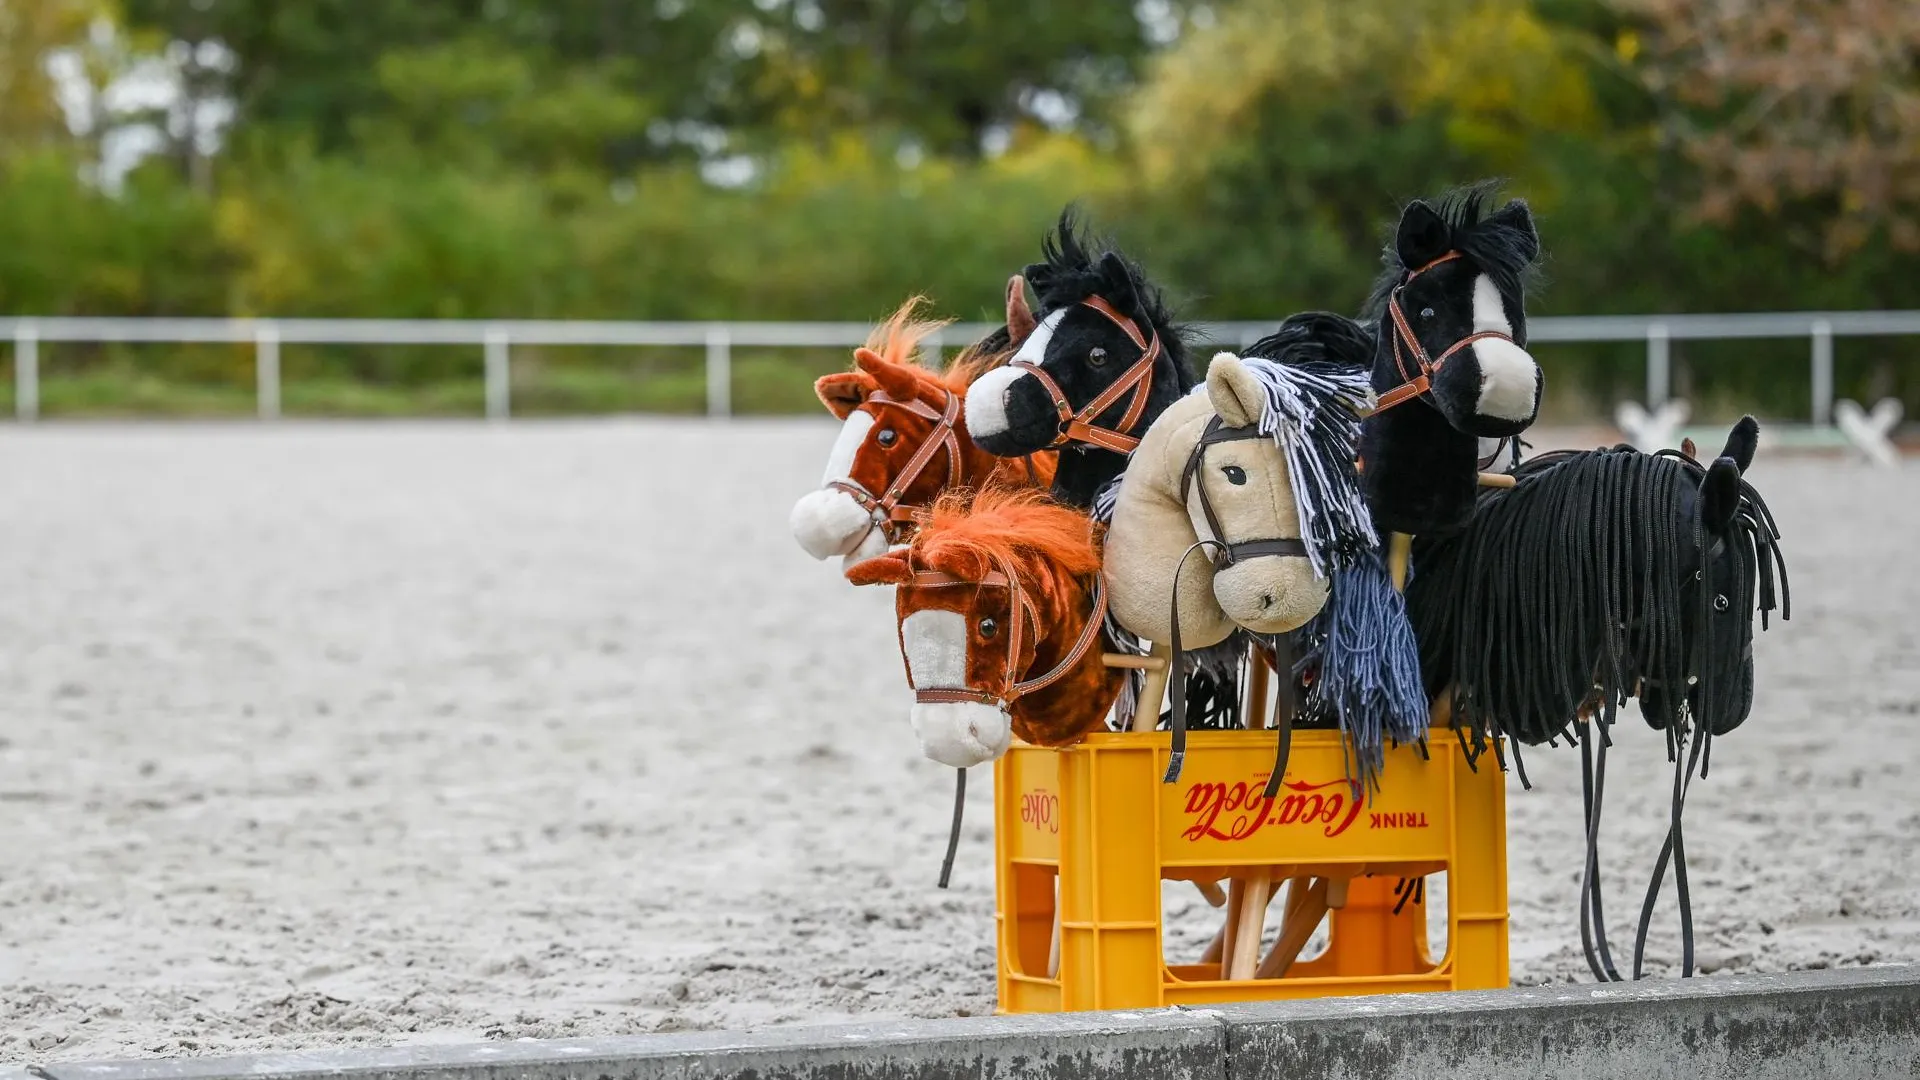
[993,728,1508,1012]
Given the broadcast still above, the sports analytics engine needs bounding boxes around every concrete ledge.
[20,967,1919,1080]
[1220,965,1920,1080]
[26,1010,1225,1080]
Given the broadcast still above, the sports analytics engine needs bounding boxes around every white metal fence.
[3,311,1917,425]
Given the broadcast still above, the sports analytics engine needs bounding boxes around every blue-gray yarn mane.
[1238,316,1426,793]
[1228,352,1376,579]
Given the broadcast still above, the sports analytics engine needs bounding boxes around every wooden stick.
[1475,470,1517,489]
[1129,642,1174,733]
[1218,877,1246,979]
[1429,684,1455,729]
[1047,894,1062,980]
[1200,921,1227,965]
[1244,648,1270,731]
[1326,875,1351,910]
[1388,531,1413,592]
[1256,878,1330,980]
[1102,653,1168,671]
[1194,879,1227,908]
[1228,872,1272,980]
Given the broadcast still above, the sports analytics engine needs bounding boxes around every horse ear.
[1395,200,1451,269]
[845,549,912,586]
[1006,275,1037,346]
[1096,251,1147,322]
[1719,415,1759,474]
[1699,457,1742,535]
[815,372,872,419]
[1486,198,1541,264]
[853,346,925,401]
[1206,352,1263,428]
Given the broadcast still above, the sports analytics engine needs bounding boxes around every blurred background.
[0,0,1914,423]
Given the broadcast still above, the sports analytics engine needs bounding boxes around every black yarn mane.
[1407,444,1787,746]
[1028,206,1198,393]
[1361,180,1543,333]
[1406,440,1790,983]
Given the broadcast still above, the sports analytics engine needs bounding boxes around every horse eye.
[1713,594,1730,612]
[876,429,897,447]
[1088,345,1109,367]
[1222,465,1247,486]
[1419,307,1436,320]
[978,617,998,639]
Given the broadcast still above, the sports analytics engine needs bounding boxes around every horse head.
[848,488,1119,767]
[792,296,1052,575]
[1360,183,1544,535]
[1639,416,1773,737]
[1104,344,1374,648]
[964,208,1195,508]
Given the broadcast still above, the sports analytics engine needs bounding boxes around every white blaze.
[1469,273,1539,422]
[902,608,1013,767]
[789,410,881,561]
[821,410,876,485]
[964,309,1065,439]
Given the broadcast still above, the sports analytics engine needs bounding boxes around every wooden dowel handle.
[1103,653,1168,671]
[1476,471,1517,489]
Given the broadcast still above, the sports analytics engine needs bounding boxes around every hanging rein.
[1011,295,1162,455]
[906,556,1108,889]
[1164,417,1309,798]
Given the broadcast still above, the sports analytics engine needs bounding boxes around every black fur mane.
[1029,206,1197,392]
[1362,181,1543,323]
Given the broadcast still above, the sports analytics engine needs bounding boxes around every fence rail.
[5,311,1918,424]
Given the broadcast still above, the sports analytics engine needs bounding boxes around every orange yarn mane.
[913,486,1101,583]
[863,296,952,374]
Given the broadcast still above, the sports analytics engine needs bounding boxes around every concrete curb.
[20,967,1920,1080]
[1220,965,1920,1080]
[24,1010,1226,1080]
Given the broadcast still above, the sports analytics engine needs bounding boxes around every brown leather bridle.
[903,558,1108,709]
[1374,250,1522,416]
[826,389,962,547]
[1010,294,1162,455]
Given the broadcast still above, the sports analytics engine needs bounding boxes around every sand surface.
[2,420,1915,1062]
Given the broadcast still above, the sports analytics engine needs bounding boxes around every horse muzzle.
[1212,556,1328,634]
[910,699,1013,767]
[964,366,1062,456]
[790,487,885,562]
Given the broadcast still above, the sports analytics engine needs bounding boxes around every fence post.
[256,321,281,420]
[1646,322,1670,409]
[485,327,510,421]
[1810,318,1834,428]
[14,320,37,422]
[705,326,732,418]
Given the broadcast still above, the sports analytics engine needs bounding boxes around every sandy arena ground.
[2,419,1916,1062]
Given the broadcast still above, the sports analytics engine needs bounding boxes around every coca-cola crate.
[993,728,1507,1012]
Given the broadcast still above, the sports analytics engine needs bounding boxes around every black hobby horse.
[1406,417,1789,982]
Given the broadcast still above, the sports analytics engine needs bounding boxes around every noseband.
[1180,417,1311,567]
[1010,295,1162,455]
[902,558,1108,709]
[1375,250,1522,416]
[826,389,962,546]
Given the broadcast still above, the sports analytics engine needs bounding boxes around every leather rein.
[1165,418,1311,791]
[1374,250,1522,416]
[1011,294,1162,455]
[826,389,962,546]
[903,559,1108,709]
